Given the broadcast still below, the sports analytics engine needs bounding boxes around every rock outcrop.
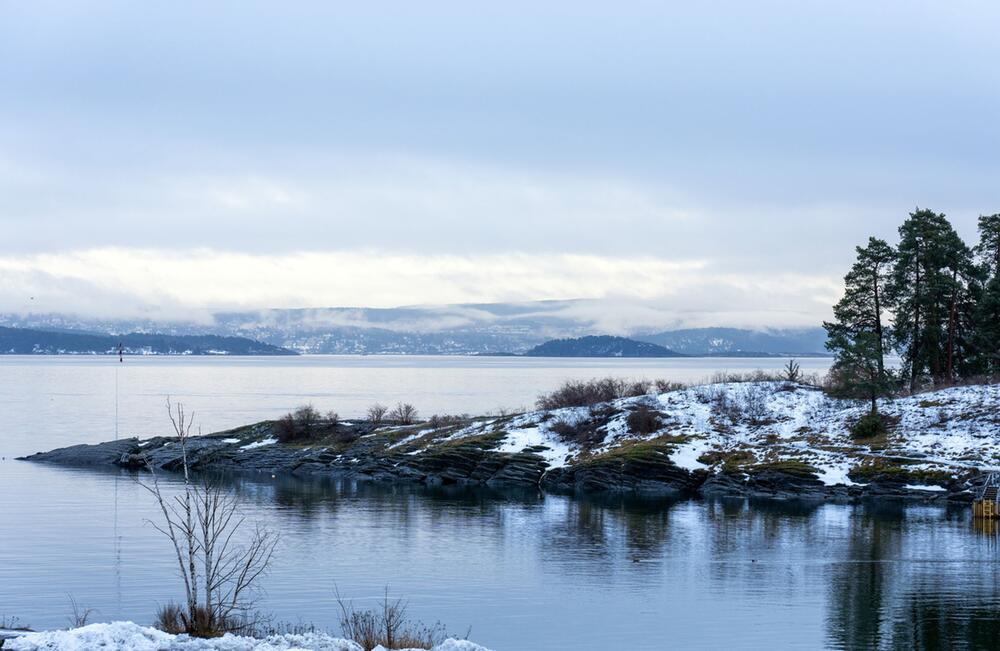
[22,381,996,503]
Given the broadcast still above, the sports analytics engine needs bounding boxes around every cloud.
[2,1,996,330]
[0,247,836,328]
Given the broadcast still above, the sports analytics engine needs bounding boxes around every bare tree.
[141,400,278,636]
[366,403,388,426]
[388,403,418,425]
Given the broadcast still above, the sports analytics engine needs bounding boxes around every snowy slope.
[399,382,1000,488]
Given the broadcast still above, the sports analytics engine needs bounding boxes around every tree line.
[824,209,1000,430]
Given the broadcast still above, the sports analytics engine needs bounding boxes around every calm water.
[3,355,1000,650]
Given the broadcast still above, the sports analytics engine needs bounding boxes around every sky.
[1,1,999,329]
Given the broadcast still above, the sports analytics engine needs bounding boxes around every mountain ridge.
[0,301,829,356]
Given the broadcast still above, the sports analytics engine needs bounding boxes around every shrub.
[275,404,322,442]
[337,588,454,651]
[653,379,686,394]
[547,407,615,447]
[0,615,29,631]
[706,384,773,426]
[154,603,186,635]
[155,603,259,638]
[709,387,741,422]
[536,378,651,410]
[428,414,468,428]
[367,403,388,426]
[294,405,320,434]
[388,403,418,425]
[275,413,298,443]
[850,412,889,439]
[738,384,772,426]
[626,405,663,435]
[67,596,94,628]
[708,370,781,384]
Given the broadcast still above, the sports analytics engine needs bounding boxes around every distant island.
[524,335,684,358]
[0,326,296,356]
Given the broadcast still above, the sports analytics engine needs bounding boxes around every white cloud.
[0,247,837,328]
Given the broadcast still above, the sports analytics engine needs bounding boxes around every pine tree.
[972,214,1000,374]
[826,331,897,419]
[889,208,975,388]
[824,237,896,416]
[973,276,1000,375]
[976,213,1000,277]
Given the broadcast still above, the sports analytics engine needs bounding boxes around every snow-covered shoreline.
[22,382,1000,502]
[2,622,490,651]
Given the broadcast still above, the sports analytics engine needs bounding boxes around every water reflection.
[825,504,902,649]
[4,462,1000,650]
[222,474,1000,650]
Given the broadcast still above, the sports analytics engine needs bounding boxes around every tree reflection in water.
[146,470,1000,649]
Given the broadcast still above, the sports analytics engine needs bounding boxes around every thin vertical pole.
[113,341,124,614]
[115,341,122,440]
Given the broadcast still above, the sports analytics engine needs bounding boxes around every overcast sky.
[1,1,998,328]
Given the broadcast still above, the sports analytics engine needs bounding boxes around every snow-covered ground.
[4,622,491,651]
[394,381,1000,487]
[240,437,278,451]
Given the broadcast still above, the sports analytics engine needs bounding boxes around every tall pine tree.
[889,208,975,388]
[976,213,1000,276]
[824,237,896,415]
[973,214,1000,374]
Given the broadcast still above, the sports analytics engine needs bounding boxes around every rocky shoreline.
[22,381,999,504]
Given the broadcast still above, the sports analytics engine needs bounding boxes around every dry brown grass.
[336,588,460,651]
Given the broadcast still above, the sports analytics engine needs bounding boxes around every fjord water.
[3,355,999,650]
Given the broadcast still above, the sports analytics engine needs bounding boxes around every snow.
[387,428,436,450]
[240,438,277,450]
[814,460,861,487]
[222,438,241,444]
[495,424,573,468]
[905,484,948,492]
[321,381,999,487]
[669,439,710,471]
[5,622,493,651]
[424,382,998,477]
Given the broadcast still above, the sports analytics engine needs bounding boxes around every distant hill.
[635,327,828,356]
[0,327,296,356]
[0,302,830,356]
[525,335,684,358]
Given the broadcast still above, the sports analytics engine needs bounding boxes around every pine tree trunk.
[946,269,957,383]
[873,273,884,377]
[911,259,921,390]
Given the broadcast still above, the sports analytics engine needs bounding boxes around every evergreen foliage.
[826,208,999,406]
[888,209,978,387]
[824,238,896,413]
[973,215,1000,374]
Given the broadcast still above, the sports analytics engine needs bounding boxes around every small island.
[24,375,998,503]
[524,335,684,358]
